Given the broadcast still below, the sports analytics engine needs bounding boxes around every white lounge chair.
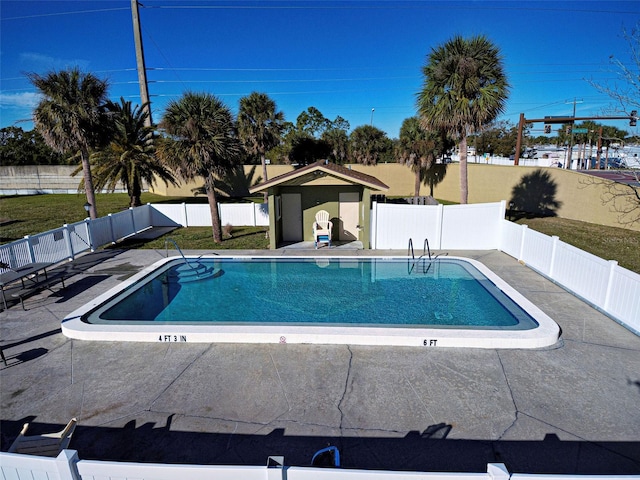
[313,210,333,249]
[8,418,77,456]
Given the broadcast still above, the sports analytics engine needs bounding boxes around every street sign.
[572,128,588,133]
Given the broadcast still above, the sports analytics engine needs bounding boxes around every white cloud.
[0,91,41,109]
[20,52,90,72]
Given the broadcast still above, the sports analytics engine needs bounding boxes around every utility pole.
[563,98,583,169]
[131,0,152,126]
[514,113,525,165]
[513,114,632,165]
[596,126,603,168]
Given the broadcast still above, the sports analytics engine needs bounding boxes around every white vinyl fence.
[0,206,153,270]
[0,203,267,270]
[6,451,633,480]
[371,201,505,250]
[150,202,269,228]
[500,221,640,334]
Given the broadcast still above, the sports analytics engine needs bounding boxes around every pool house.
[249,160,389,249]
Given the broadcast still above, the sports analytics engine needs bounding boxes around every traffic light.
[631,110,637,127]
[544,124,551,134]
[566,125,572,134]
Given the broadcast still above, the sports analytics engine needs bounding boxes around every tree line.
[3,29,636,240]
[0,34,513,240]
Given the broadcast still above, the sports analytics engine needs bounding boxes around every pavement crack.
[148,344,213,411]
[269,352,292,413]
[564,338,640,352]
[337,345,353,432]
[496,350,519,441]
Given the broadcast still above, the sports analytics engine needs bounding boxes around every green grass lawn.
[0,193,168,242]
[117,225,270,250]
[1,193,639,272]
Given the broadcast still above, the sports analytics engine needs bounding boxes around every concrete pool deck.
[1,247,639,473]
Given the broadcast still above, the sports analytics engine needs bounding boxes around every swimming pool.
[62,256,560,349]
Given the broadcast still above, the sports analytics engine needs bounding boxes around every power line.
[147,75,417,84]
[144,2,639,15]
[3,2,635,20]
[2,7,129,21]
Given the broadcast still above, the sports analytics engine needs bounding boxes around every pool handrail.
[408,237,449,275]
[164,238,199,272]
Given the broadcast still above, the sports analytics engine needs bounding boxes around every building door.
[281,193,302,242]
[339,192,360,241]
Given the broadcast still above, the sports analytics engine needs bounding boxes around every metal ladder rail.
[409,237,448,274]
[164,238,199,272]
[417,238,431,274]
[419,238,448,274]
[423,238,432,260]
[407,238,416,274]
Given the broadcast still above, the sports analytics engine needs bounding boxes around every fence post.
[370,200,377,249]
[497,200,507,250]
[85,219,95,252]
[54,449,82,480]
[603,260,619,311]
[62,224,74,261]
[24,235,36,263]
[499,199,507,220]
[8,243,18,268]
[147,202,154,228]
[129,207,137,234]
[108,214,116,244]
[518,224,528,262]
[548,235,559,278]
[267,456,285,480]
[436,203,444,249]
[182,202,188,227]
[487,463,510,480]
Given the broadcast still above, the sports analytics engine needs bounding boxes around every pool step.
[171,262,222,283]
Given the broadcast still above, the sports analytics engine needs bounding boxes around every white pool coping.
[62,256,561,349]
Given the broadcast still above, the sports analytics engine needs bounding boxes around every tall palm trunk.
[459,135,469,204]
[81,148,98,219]
[206,173,223,243]
[414,166,421,197]
[130,177,142,207]
[260,153,269,203]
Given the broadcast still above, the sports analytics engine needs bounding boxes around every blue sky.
[1,1,639,139]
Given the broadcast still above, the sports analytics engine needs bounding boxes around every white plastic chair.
[313,210,333,249]
[8,418,77,457]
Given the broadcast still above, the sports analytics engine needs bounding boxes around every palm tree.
[89,98,178,207]
[322,127,350,165]
[349,125,391,165]
[237,92,284,201]
[397,117,441,197]
[159,92,241,243]
[28,68,109,218]
[417,35,509,204]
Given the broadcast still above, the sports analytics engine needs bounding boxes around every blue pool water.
[89,258,538,331]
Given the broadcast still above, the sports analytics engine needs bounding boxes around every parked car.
[589,157,627,169]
